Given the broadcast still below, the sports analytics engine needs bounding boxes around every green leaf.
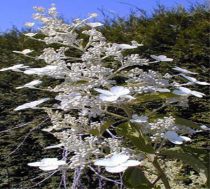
[89,120,114,136]
[161,147,208,180]
[134,93,177,104]
[175,117,200,129]
[123,167,152,189]
[117,122,155,154]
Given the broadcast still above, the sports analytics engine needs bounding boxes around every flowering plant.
[1,4,209,189]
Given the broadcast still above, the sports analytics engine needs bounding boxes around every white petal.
[16,80,42,89]
[118,44,137,49]
[40,158,58,165]
[56,160,66,166]
[39,165,59,171]
[99,94,118,102]
[94,88,113,96]
[178,87,192,94]
[150,55,159,61]
[94,154,129,167]
[164,131,184,144]
[0,64,29,72]
[94,159,114,166]
[151,55,173,62]
[172,67,197,75]
[14,98,49,111]
[27,162,41,167]
[121,160,141,167]
[180,74,197,82]
[45,143,64,149]
[173,89,189,96]
[110,86,130,96]
[105,165,128,173]
[195,81,210,85]
[179,136,191,142]
[156,88,170,93]
[24,33,37,37]
[87,22,103,28]
[191,91,205,98]
[200,125,210,131]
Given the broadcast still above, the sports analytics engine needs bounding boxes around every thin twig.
[0,121,32,134]
[88,166,121,185]
[7,117,49,157]
[25,170,58,189]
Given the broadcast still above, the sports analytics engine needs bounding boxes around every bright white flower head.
[94,153,141,173]
[95,86,134,102]
[28,158,66,171]
[14,98,49,111]
[87,22,103,28]
[172,66,197,75]
[164,131,191,144]
[150,55,173,62]
[118,44,138,50]
[89,13,98,18]
[25,22,35,27]
[0,64,29,72]
[173,87,205,98]
[16,80,42,89]
[45,143,64,149]
[130,114,148,123]
[180,74,210,86]
[13,49,33,55]
[24,33,37,37]
[200,125,210,131]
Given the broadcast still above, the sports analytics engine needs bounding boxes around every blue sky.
[0,0,205,32]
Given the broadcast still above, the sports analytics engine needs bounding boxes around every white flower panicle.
[1,4,208,186]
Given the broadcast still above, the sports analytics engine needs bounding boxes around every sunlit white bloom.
[24,65,67,78]
[87,22,103,28]
[180,74,210,85]
[150,55,173,62]
[24,33,37,37]
[95,86,134,102]
[24,66,57,75]
[94,153,141,173]
[0,64,29,72]
[118,44,138,50]
[164,131,191,144]
[131,40,143,47]
[89,13,98,18]
[13,49,33,55]
[130,114,148,123]
[28,158,66,171]
[25,22,35,27]
[200,125,210,131]
[14,98,49,111]
[45,143,64,149]
[172,66,197,75]
[16,80,42,89]
[173,87,205,98]
[156,88,170,93]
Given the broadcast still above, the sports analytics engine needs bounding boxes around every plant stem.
[152,157,171,189]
